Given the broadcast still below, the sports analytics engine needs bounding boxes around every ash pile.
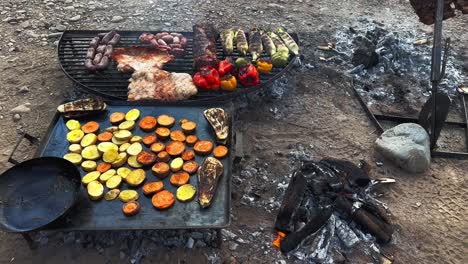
[274,158,394,263]
[318,20,464,115]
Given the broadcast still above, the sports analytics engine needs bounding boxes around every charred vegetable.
[276,26,299,55]
[261,32,276,56]
[57,98,107,118]
[198,157,224,208]
[238,64,260,86]
[193,66,221,90]
[220,28,235,55]
[268,32,289,54]
[235,28,248,56]
[204,108,229,144]
[268,32,290,67]
[249,28,263,61]
[256,59,273,74]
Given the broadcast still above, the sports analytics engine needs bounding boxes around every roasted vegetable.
[104,189,120,201]
[157,114,175,127]
[142,134,157,146]
[87,180,104,200]
[152,162,170,178]
[185,135,198,146]
[276,26,299,55]
[235,57,250,69]
[156,127,171,139]
[81,160,97,172]
[117,167,132,179]
[218,58,235,77]
[256,59,273,74]
[142,181,164,196]
[97,162,111,173]
[170,171,190,186]
[125,109,140,121]
[118,120,136,130]
[198,157,224,208]
[152,190,175,210]
[130,136,143,143]
[111,152,128,167]
[249,28,263,61]
[182,160,199,174]
[99,169,116,183]
[82,121,100,134]
[180,120,197,134]
[166,141,185,156]
[176,184,197,202]
[66,120,81,131]
[123,201,141,216]
[63,153,82,165]
[57,98,106,118]
[97,131,113,142]
[181,150,195,161]
[97,142,118,153]
[194,140,214,155]
[110,112,125,124]
[193,66,221,90]
[150,142,166,153]
[271,51,289,67]
[220,28,235,55]
[204,108,229,144]
[127,155,143,168]
[103,149,119,163]
[213,145,229,159]
[139,116,157,131]
[156,151,171,163]
[235,28,248,56]
[82,171,100,186]
[126,169,146,187]
[106,175,122,189]
[137,151,157,166]
[170,130,186,142]
[119,190,139,202]
[126,142,143,156]
[268,32,289,54]
[80,133,97,147]
[69,144,82,154]
[81,145,101,160]
[261,32,276,56]
[220,74,237,91]
[238,64,260,87]
[67,130,84,143]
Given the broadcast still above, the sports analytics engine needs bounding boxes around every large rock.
[375,123,430,173]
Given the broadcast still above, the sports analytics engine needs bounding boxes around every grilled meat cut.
[127,70,197,101]
[112,46,174,72]
[193,23,218,70]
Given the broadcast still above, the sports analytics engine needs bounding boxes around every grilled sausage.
[139,33,153,42]
[85,59,97,71]
[96,44,106,54]
[180,37,187,48]
[108,33,121,45]
[95,56,109,70]
[104,45,113,57]
[89,36,100,48]
[173,36,180,44]
[161,35,173,44]
[101,30,116,44]
[172,48,185,57]
[150,38,160,48]
[157,39,168,46]
[170,43,182,49]
[86,47,96,59]
[93,53,103,65]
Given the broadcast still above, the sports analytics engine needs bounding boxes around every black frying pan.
[0,134,81,232]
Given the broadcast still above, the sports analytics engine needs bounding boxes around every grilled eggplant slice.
[57,98,107,118]
[204,108,229,144]
[198,157,223,208]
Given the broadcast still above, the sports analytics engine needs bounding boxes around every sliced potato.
[104,189,120,201]
[105,126,119,132]
[69,144,82,154]
[176,184,197,202]
[106,175,122,189]
[125,109,140,121]
[119,142,131,152]
[114,130,132,141]
[126,169,146,187]
[63,153,82,165]
[81,145,101,160]
[111,152,128,168]
[126,142,143,156]
[119,190,139,202]
[103,149,119,163]
[112,136,128,146]
[82,171,101,185]
[67,130,84,143]
[80,133,98,147]
[117,167,132,179]
[130,136,142,143]
[87,180,104,200]
[119,120,135,130]
[81,160,97,172]
[99,169,116,183]
[127,155,143,168]
[66,120,81,131]
[97,142,119,153]
[170,157,184,172]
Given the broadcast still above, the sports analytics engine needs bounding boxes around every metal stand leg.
[22,233,37,250]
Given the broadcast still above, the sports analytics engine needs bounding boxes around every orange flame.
[272,231,286,248]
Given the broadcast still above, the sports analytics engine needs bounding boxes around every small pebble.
[13,114,21,121]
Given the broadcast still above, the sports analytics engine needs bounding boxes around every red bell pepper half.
[193,66,221,90]
[238,64,260,87]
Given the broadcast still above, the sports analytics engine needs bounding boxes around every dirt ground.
[0,0,466,263]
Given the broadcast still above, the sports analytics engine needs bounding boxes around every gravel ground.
[0,0,466,263]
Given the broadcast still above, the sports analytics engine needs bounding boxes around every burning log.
[334,196,394,243]
[320,158,371,188]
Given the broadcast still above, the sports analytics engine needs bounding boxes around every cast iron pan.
[0,134,81,232]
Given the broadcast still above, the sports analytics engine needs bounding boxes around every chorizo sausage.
[85,59,97,71]
[93,53,103,65]
[95,56,109,70]
[108,33,121,45]
[104,45,113,57]
[89,36,100,48]
[101,30,116,44]
[86,47,96,59]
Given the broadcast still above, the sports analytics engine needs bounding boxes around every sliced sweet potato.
[142,181,164,196]
[139,116,157,131]
[170,171,190,186]
[156,151,170,163]
[82,121,99,134]
[170,130,186,142]
[151,162,170,178]
[97,131,113,142]
[213,145,229,159]
[181,121,197,134]
[150,142,165,153]
[194,140,214,155]
[155,127,170,140]
[142,134,157,146]
[151,190,174,210]
[166,141,185,156]
[185,135,198,146]
[181,150,195,161]
[182,160,199,174]
[157,114,175,127]
[96,162,111,173]
[122,201,141,216]
[137,150,157,166]
[110,112,125,124]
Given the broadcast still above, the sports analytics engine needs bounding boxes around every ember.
[274,158,394,262]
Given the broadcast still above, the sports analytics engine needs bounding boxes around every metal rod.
[429,0,445,149]
[374,114,466,127]
[461,94,468,152]
[350,82,384,134]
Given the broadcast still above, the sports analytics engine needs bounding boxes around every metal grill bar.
[58,30,299,101]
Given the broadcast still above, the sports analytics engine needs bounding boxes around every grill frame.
[57,30,299,102]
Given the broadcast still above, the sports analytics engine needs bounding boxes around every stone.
[64,6,75,11]
[164,22,171,26]
[19,86,29,93]
[56,24,66,31]
[190,232,204,240]
[13,114,21,121]
[375,123,430,173]
[111,16,125,23]
[68,15,81,22]
[186,237,194,248]
[10,103,31,113]
[65,0,73,3]
[228,242,238,251]
[267,3,286,9]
